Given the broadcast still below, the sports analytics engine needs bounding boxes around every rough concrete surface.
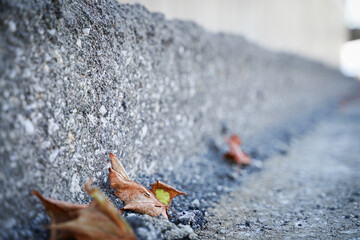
[0,0,358,239]
[197,99,360,239]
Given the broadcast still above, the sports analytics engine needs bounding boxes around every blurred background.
[119,0,360,78]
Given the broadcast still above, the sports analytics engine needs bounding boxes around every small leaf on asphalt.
[224,134,251,167]
[150,180,186,206]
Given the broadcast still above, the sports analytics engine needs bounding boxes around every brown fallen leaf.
[108,153,167,219]
[108,153,186,219]
[150,180,187,217]
[31,191,87,240]
[149,180,186,206]
[32,180,135,240]
[224,134,251,167]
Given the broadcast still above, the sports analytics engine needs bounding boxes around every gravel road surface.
[197,98,360,239]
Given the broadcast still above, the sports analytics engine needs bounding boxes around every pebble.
[47,29,56,35]
[76,39,82,48]
[82,28,90,35]
[17,115,35,134]
[38,28,44,35]
[48,118,59,135]
[165,224,195,240]
[69,173,81,193]
[191,199,200,208]
[99,105,107,116]
[52,49,63,65]
[49,149,59,163]
[8,20,16,32]
[140,124,148,138]
[175,210,206,229]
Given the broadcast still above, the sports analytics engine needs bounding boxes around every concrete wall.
[0,0,355,239]
[119,0,346,67]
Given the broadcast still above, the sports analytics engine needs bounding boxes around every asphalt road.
[197,98,360,239]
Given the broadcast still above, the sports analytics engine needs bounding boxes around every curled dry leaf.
[150,180,186,206]
[150,180,187,217]
[32,180,135,240]
[31,190,87,240]
[108,153,186,219]
[108,153,167,219]
[224,134,251,167]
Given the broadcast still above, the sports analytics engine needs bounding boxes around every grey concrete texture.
[0,0,356,238]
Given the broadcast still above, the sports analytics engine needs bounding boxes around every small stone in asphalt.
[191,199,200,209]
[175,210,206,229]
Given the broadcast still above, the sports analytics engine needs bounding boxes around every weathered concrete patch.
[0,0,357,239]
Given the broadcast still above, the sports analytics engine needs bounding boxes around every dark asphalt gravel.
[197,93,360,239]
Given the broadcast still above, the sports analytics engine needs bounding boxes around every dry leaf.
[150,180,186,206]
[150,180,187,217]
[31,191,87,240]
[224,134,251,167]
[32,180,135,240]
[108,153,186,219]
[108,153,167,219]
